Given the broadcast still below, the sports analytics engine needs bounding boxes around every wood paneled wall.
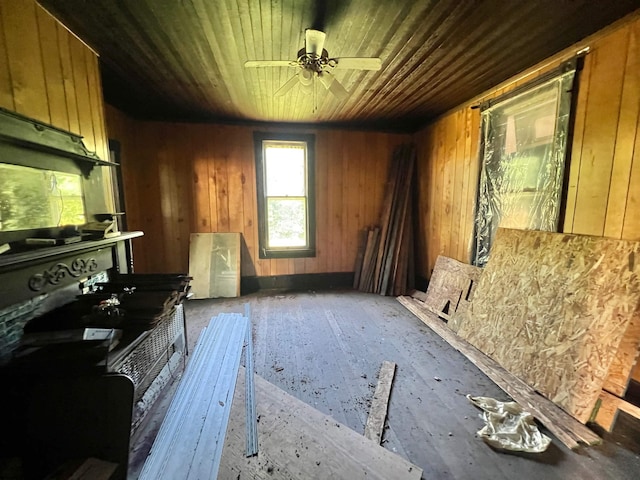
[413,11,640,281]
[0,0,109,161]
[105,106,410,276]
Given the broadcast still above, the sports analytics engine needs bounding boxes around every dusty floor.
[129,290,640,479]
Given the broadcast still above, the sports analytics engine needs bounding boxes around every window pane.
[265,145,306,196]
[267,198,307,247]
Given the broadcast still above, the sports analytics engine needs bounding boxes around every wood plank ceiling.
[39,0,640,131]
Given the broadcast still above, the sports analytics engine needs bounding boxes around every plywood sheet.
[423,255,482,327]
[188,233,241,298]
[456,228,640,423]
[219,368,422,480]
[602,309,640,396]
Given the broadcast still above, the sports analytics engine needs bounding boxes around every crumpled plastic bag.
[467,395,551,453]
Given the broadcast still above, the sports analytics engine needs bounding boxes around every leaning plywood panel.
[220,368,422,480]
[456,228,640,423]
[188,233,241,298]
[423,255,483,326]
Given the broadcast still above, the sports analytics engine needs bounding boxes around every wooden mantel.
[0,232,143,310]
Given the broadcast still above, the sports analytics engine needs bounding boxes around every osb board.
[219,368,422,480]
[188,233,241,298]
[602,309,640,396]
[456,228,640,423]
[423,255,482,325]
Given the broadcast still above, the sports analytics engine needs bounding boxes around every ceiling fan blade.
[318,71,349,101]
[274,75,300,97]
[331,57,382,70]
[245,60,296,68]
[305,29,326,57]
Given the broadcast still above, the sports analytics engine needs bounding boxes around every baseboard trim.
[241,272,354,294]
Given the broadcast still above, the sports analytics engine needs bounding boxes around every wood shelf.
[0,231,143,271]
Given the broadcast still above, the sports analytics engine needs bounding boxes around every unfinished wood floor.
[130,291,640,479]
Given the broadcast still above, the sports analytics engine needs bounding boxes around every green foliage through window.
[254,132,316,259]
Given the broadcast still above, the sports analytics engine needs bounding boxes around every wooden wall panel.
[414,13,640,280]
[104,109,410,275]
[0,0,109,161]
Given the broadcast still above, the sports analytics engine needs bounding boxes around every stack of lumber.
[354,144,416,296]
[399,228,640,447]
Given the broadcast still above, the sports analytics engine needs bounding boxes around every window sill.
[259,248,316,260]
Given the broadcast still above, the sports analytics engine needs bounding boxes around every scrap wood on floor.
[411,255,483,323]
[364,361,397,444]
[220,367,422,480]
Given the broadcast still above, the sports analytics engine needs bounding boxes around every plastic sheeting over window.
[473,65,577,266]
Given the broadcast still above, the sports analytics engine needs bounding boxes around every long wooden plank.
[592,390,640,431]
[56,22,81,135]
[455,228,640,423]
[140,313,248,480]
[1,0,49,122]
[35,7,69,130]
[571,27,629,236]
[397,296,602,449]
[0,1,15,111]
[353,228,368,288]
[219,368,422,480]
[602,310,640,396]
[243,304,258,457]
[373,147,403,289]
[364,361,397,444]
[603,19,640,239]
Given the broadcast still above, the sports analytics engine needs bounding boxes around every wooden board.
[188,233,241,298]
[455,228,640,423]
[592,390,640,432]
[219,368,422,480]
[602,310,640,396]
[422,255,482,328]
[364,361,396,444]
[397,296,602,449]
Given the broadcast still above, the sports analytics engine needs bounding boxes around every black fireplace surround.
[0,108,187,479]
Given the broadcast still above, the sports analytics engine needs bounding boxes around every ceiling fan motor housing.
[297,47,330,72]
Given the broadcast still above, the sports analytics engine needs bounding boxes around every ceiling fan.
[244,29,381,102]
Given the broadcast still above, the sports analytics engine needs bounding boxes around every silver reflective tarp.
[467,395,551,453]
[474,68,576,266]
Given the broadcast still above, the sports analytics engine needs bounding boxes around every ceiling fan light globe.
[299,69,314,86]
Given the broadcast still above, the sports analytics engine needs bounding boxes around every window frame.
[254,132,316,259]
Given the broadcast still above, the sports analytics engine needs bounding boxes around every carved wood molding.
[28,257,98,291]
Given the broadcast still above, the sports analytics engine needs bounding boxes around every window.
[473,60,578,266]
[254,132,315,259]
